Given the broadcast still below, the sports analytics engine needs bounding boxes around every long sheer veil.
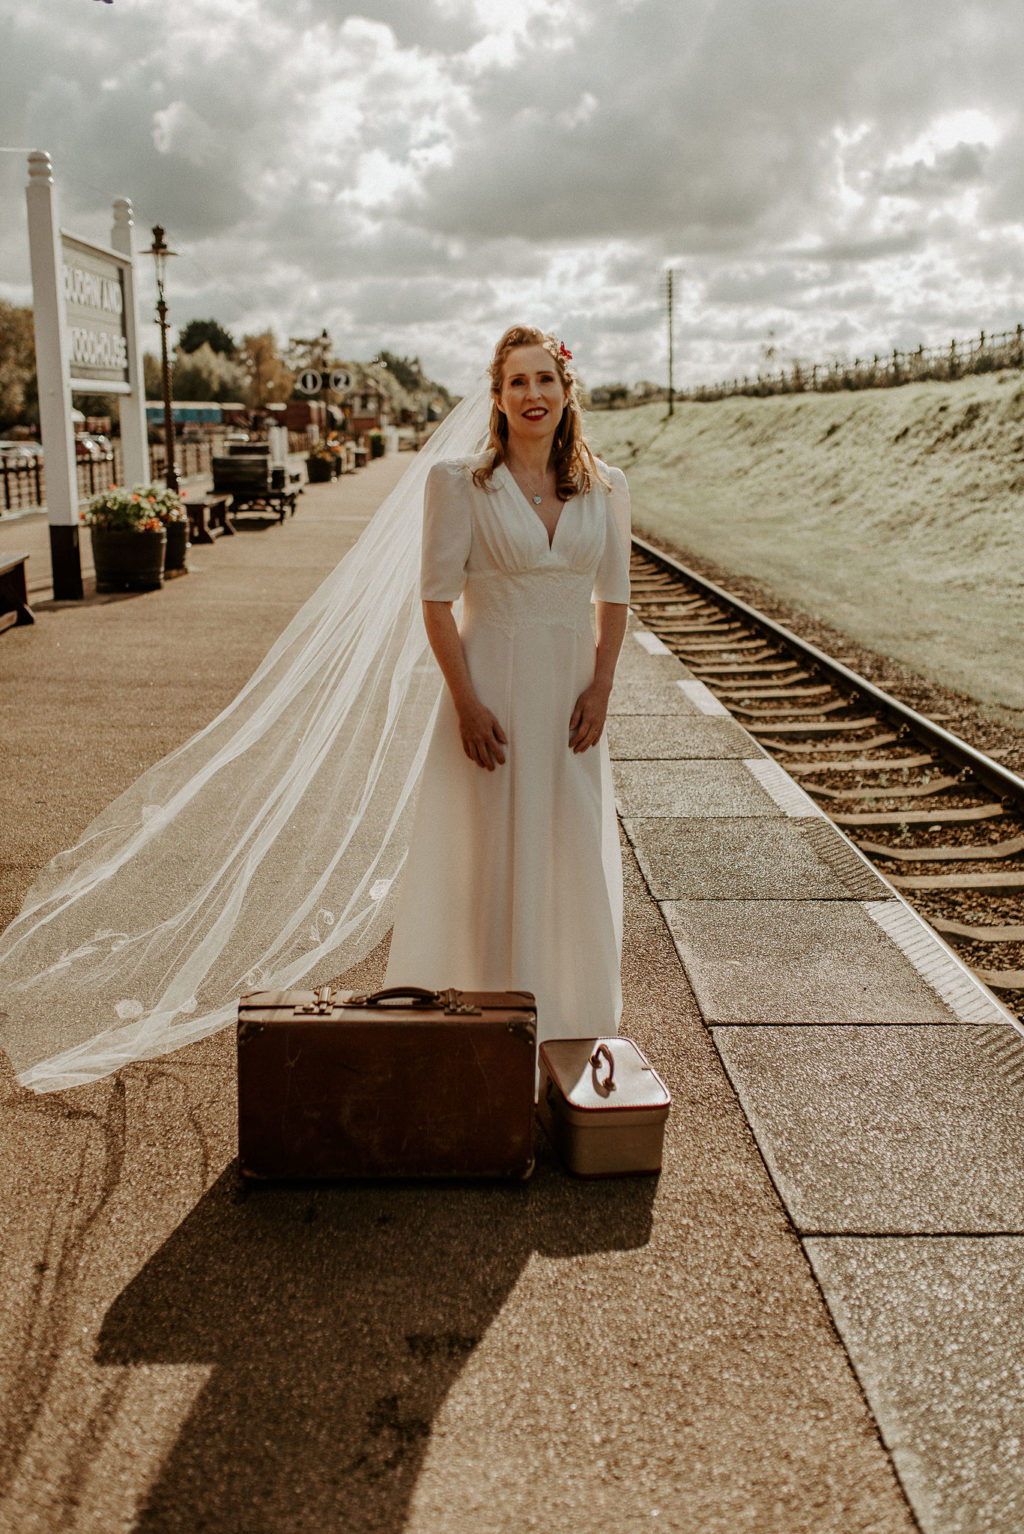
[0,386,493,1092]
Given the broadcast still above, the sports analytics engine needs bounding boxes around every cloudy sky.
[1,0,1023,393]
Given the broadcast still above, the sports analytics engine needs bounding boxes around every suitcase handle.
[354,986,443,1007]
[296,985,441,1016]
[344,986,482,1017]
[589,1044,616,1092]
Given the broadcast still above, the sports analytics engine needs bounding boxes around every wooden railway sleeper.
[855,834,1024,862]
[803,776,962,800]
[712,683,834,697]
[786,754,936,774]
[690,659,804,676]
[749,718,881,737]
[931,918,1024,943]
[730,698,854,720]
[773,734,899,753]
[830,804,1006,827]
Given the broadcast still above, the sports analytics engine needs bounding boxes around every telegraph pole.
[665,268,675,417]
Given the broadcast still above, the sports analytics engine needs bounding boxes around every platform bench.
[211,456,299,524]
[0,553,34,633]
[185,492,235,544]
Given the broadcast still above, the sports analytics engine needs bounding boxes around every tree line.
[0,302,452,431]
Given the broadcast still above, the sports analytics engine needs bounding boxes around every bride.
[0,326,630,1092]
[385,326,630,1041]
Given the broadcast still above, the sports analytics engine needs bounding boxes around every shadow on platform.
[97,1158,656,1531]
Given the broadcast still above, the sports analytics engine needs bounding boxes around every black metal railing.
[0,439,219,515]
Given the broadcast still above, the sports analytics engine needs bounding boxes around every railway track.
[629,534,1024,1026]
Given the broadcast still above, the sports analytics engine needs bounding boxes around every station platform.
[1,464,1022,1532]
[611,614,1024,1534]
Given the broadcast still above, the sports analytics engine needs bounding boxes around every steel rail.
[631,532,1024,809]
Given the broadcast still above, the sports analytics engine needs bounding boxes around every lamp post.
[145,225,179,491]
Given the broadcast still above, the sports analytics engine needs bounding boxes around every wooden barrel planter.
[306,456,332,484]
[91,526,166,592]
[162,519,189,575]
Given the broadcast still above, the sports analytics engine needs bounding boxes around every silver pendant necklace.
[510,460,549,506]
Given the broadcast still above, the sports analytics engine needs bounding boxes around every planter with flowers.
[81,487,166,592]
[134,483,189,574]
[306,445,334,484]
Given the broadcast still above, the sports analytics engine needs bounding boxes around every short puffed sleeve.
[592,465,632,603]
[420,461,473,601]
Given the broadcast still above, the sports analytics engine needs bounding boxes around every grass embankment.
[586,373,1024,724]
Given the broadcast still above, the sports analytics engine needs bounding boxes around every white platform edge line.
[676,679,732,717]
[633,630,673,656]
[743,757,828,819]
[863,899,1018,1029]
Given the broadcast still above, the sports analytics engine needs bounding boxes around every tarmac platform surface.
[1,461,1022,1532]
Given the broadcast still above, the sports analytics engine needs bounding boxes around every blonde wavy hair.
[472,324,608,500]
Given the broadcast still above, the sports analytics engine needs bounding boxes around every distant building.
[145,400,246,425]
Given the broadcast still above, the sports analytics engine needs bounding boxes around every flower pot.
[306,456,332,484]
[91,526,166,592]
[162,518,189,575]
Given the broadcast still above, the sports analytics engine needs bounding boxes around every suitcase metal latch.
[296,985,336,1015]
[442,987,481,1016]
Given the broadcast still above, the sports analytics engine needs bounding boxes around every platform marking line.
[632,629,673,656]
[863,899,1014,1027]
[676,679,732,717]
[743,757,828,819]
[792,816,894,899]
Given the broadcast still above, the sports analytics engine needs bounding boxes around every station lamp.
[144,224,180,492]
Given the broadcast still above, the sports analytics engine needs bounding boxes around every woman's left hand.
[569,680,611,753]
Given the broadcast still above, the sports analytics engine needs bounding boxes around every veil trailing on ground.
[0,387,493,1093]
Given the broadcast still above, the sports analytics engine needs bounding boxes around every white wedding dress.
[384,454,631,1042]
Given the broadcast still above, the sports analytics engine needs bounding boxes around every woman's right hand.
[457,699,508,770]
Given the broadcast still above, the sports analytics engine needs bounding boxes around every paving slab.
[624,815,891,901]
[612,759,784,818]
[612,628,692,682]
[714,1025,1024,1232]
[607,680,702,716]
[661,898,958,1024]
[805,1236,1024,1534]
[607,714,762,759]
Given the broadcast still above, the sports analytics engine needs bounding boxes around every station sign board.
[26,150,148,600]
[62,233,131,389]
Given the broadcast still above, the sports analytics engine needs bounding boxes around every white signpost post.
[26,150,149,600]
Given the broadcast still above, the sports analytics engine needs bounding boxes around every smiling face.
[495,344,568,449]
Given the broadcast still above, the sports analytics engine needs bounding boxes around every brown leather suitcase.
[237,984,537,1180]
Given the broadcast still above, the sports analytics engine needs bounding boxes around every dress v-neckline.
[501,463,565,551]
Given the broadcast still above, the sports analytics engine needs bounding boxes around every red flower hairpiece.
[558,340,573,361]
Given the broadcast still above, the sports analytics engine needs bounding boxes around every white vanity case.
[537,1037,671,1177]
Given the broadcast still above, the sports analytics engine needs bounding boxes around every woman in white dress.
[385,326,632,1042]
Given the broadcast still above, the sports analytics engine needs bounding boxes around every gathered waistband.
[462,570,594,636]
